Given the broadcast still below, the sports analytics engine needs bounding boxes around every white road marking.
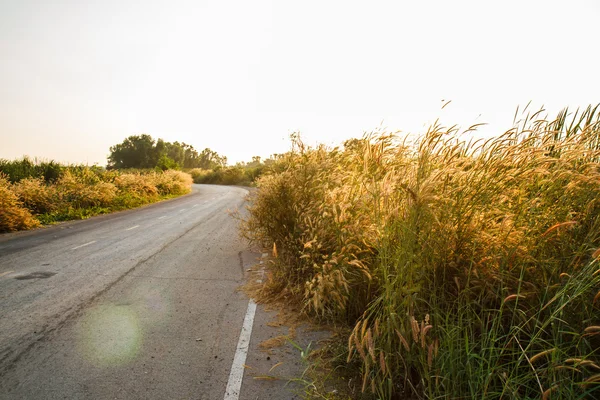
[125,225,140,231]
[223,267,264,399]
[0,270,15,278]
[224,299,257,400]
[192,204,198,208]
[71,241,96,250]
[179,208,187,212]
[158,216,168,220]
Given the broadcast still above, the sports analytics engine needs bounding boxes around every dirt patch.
[239,252,354,399]
[13,271,56,280]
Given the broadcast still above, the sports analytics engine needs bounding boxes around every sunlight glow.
[77,305,142,366]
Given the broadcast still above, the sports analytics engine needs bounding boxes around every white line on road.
[179,208,187,212]
[71,241,96,250]
[125,225,140,231]
[158,216,168,219]
[0,270,15,278]
[223,299,258,400]
[192,204,198,208]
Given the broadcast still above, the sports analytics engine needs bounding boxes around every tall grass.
[0,174,40,231]
[0,166,192,232]
[241,106,600,399]
[0,157,63,183]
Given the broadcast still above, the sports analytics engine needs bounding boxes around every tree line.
[107,134,227,170]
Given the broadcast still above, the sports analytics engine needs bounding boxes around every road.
[0,184,273,399]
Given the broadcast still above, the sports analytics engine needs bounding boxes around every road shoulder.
[236,255,336,400]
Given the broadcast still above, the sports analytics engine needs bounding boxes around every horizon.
[2,0,599,165]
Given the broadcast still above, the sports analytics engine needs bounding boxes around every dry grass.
[11,177,58,214]
[0,167,193,232]
[242,105,600,399]
[0,174,40,232]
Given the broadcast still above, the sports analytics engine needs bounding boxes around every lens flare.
[77,305,142,366]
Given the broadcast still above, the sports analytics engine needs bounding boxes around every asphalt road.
[0,184,270,399]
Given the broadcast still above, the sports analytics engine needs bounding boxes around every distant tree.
[108,134,156,169]
[198,148,227,169]
[108,135,228,170]
[156,154,180,171]
[154,139,167,166]
[183,143,200,168]
[164,141,185,166]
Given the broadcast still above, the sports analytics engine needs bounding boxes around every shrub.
[0,165,192,229]
[114,173,159,197]
[0,174,40,232]
[191,166,259,186]
[151,170,192,195]
[188,168,206,181]
[12,177,58,214]
[54,171,117,209]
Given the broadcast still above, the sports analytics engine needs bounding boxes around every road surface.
[0,184,287,399]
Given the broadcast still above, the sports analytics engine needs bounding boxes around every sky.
[1,0,599,165]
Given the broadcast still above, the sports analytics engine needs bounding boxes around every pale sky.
[1,0,599,165]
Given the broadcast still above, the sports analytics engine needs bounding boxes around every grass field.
[0,161,192,232]
[242,106,600,399]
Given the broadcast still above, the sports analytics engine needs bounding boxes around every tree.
[183,144,200,168]
[156,154,180,171]
[198,148,227,169]
[108,135,228,170]
[165,141,185,166]
[108,135,156,169]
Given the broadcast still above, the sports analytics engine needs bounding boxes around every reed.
[242,106,600,398]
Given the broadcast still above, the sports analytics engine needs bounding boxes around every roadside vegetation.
[241,105,600,399]
[0,132,270,232]
[0,158,192,233]
[108,134,271,186]
[190,156,278,186]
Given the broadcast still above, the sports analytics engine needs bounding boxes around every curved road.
[0,184,262,399]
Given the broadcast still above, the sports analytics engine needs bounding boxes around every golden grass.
[0,174,40,232]
[0,168,193,232]
[242,106,600,399]
[11,177,57,214]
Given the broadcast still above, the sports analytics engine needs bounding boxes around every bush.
[0,174,40,232]
[12,177,58,214]
[114,173,159,197]
[55,171,117,209]
[151,170,193,195]
[242,106,600,399]
[188,168,205,181]
[0,166,193,230]
[191,166,260,186]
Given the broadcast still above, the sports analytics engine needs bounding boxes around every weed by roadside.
[241,105,600,399]
[0,165,193,232]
